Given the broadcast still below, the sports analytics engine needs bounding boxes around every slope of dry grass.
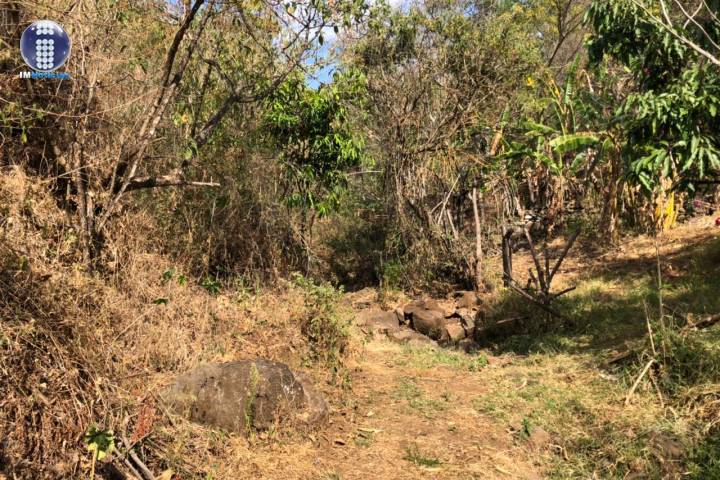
[2,167,720,479]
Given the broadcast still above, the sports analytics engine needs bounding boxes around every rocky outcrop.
[404,300,446,340]
[162,359,327,433]
[356,308,402,335]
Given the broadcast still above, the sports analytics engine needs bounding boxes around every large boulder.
[356,308,401,335]
[404,300,446,339]
[162,359,327,433]
[444,322,467,343]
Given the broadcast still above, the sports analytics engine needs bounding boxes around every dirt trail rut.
[314,338,542,479]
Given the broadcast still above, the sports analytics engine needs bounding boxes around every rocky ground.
[156,215,720,479]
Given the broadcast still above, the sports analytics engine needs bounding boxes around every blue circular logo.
[20,20,71,72]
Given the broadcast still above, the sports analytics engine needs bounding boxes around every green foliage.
[84,426,115,480]
[650,326,720,397]
[84,426,115,461]
[403,444,441,467]
[292,274,350,374]
[201,276,222,295]
[263,70,369,216]
[588,0,720,191]
[502,56,611,178]
[549,133,599,156]
[686,433,720,479]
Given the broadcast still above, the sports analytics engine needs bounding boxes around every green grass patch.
[394,345,488,372]
[403,444,441,467]
[395,377,449,418]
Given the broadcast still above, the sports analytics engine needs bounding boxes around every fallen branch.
[126,173,220,191]
[548,229,580,285]
[118,436,155,480]
[506,277,568,321]
[691,313,720,330]
[625,358,655,405]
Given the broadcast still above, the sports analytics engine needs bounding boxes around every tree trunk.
[471,187,484,292]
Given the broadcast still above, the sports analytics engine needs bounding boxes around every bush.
[291,274,350,378]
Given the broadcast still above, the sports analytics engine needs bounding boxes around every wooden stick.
[625,359,655,405]
[649,370,665,409]
[550,286,576,300]
[548,229,580,285]
[502,229,513,287]
[524,228,547,293]
[471,188,483,291]
[643,300,656,357]
[692,313,720,329]
[119,436,155,480]
[507,279,567,320]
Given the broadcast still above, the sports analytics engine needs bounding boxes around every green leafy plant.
[161,267,175,284]
[263,70,369,217]
[292,273,349,379]
[404,444,441,467]
[520,417,533,439]
[588,0,720,192]
[201,276,222,295]
[84,426,115,480]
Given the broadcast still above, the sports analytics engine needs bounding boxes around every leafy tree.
[588,0,720,192]
[263,70,369,269]
[263,71,368,217]
[343,0,544,288]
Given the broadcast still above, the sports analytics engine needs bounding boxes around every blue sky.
[165,0,407,88]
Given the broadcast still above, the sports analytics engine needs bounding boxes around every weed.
[686,433,720,479]
[403,444,441,467]
[354,430,374,448]
[244,363,260,433]
[395,377,447,418]
[201,276,222,295]
[396,345,489,372]
[292,274,350,381]
[520,417,532,439]
[84,426,114,480]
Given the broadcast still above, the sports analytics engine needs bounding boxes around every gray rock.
[445,322,466,343]
[455,290,480,310]
[404,300,445,339]
[394,307,406,325]
[356,308,401,335]
[455,308,477,337]
[411,308,445,339]
[162,359,326,433]
[388,328,437,347]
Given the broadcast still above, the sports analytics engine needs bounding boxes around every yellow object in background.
[654,190,678,232]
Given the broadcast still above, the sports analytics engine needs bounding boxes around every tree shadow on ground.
[484,236,720,357]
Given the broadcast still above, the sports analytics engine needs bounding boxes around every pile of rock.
[356,291,483,350]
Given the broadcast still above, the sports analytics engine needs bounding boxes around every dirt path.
[314,339,542,479]
[204,218,720,479]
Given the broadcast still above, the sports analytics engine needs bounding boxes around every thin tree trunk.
[502,228,513,287]
[471,187,483,292]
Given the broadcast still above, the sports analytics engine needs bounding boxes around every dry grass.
[0,169,345,479]
[2,168,720,479]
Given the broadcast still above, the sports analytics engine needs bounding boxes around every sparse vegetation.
[403,444,442,467]
[2,0,720,478]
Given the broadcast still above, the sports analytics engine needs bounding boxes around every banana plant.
[501,57,604,177]
[497,55,620,235]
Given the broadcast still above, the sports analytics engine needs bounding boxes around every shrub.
[291,274,350,376]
